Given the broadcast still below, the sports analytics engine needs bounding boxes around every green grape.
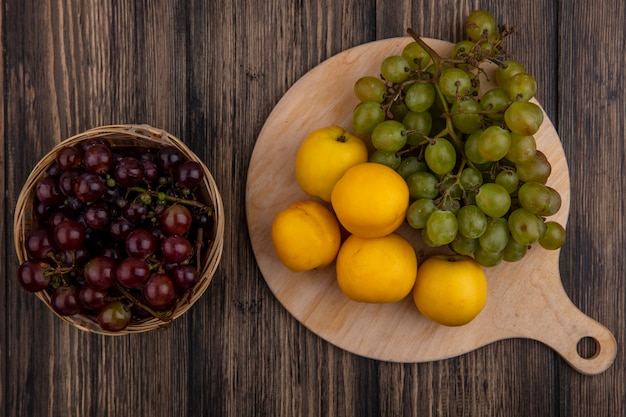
[441,196,462,215]
[381,55,411,83]
[465,9,497,42]
[478,126,511,161]
[515,152,551,184]
[426,210,458,246]
[504,72,537,102]
[371,120,407,152]
[502,238,528,262]
[451,40,476,60]
[464,130,488,165]
[354,76,386,103]
[474,245,504,267]
[495,170,519,194]
[478,217,509,253]
[479,41,494,56]
[457,204,487,239]
[441,177,463,199]
[421,227,438,247]
[451,98,482,134]
[438,68,472,102]
[389,100,409,120]
[459,166,483,190]
[406,171,439,199]
[369,150,401,169]
[402,110,432,145]
[504,101,544,135]
[406,198,436,229]
[450,234,477,255]
[495,60,526,87]
[539,222,566,250]
[402,41,431,69]
[475,183,511,218]
[404,82,436,113]
[508,208,546,245]
[352,101,385,135]
[425,138,457,175]
[539,187,562,216]
[480,87,510,121]
[396,156,427,179]
[505,132,536,164]
[517,182,551,214]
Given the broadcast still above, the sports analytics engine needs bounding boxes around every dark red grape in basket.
[160,204,192,235]
[116,257,151,288]
[79,285,109,310]
[47,208,73,229]
[125,229,156,259]
[84,202,111,230]
[36,175,65,205]
[143,273,176,308]
[114,157,145,188]
[53,219,85,250]
[25,228,55,260]
[74,172,106,203]
[50,285,82,316]
[161,235,192,263]
[56,146,83,171]
[156,146,182,173]
[83,255,117,290]
[109,217,133,241]
[83,143,114,174]
[122,200,148,223]
[142,160,159,183]
[172,265,199,291]
[97,301,131,331]
[175,160,204,189]
[59,169,80,196]
[17,260,51,292]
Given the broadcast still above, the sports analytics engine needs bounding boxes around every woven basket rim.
[14,124,225,336]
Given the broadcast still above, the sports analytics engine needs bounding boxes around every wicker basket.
[13,124,225,335]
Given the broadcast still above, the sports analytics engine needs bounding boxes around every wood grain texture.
[2,1,623,417]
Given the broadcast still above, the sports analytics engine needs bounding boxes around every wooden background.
[1,0,623,416]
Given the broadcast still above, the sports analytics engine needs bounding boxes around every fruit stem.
[128,186,214,214]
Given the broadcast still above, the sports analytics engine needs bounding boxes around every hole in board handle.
[576,336,600,359]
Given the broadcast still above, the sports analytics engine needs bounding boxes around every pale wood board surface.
[246,38,616,375]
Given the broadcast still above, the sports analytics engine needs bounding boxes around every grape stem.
[128,186,214,214]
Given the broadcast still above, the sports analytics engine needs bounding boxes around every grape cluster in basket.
[351,10,566,266]
[17,138,215,331]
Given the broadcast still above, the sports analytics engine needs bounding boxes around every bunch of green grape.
[351,9,566,267]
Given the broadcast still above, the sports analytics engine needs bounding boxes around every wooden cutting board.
[245,37,617,375]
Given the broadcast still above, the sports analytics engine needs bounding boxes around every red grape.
[116,257,151,288]
[36,176,65,205]
[17,261,50,292]
[50,285,82,316]
[109,217,133,240]
[83,143,114,174]
[84,202,111,230]
[74,172,106,203]
[175,160,204,189]
[114,157,145,187]
[59,169,80,196]
[160,204,192,235]
[83,256,117,290]
[53,219,85,250]
[172,265,199,290]
[161,235,192,263]
[156,146,182,172]
[79,285,109,310]
[125,229,156,259]
[143,273,176,308]
[97,301,131,331]
[56,146,83,171]
[25,228,55,260]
